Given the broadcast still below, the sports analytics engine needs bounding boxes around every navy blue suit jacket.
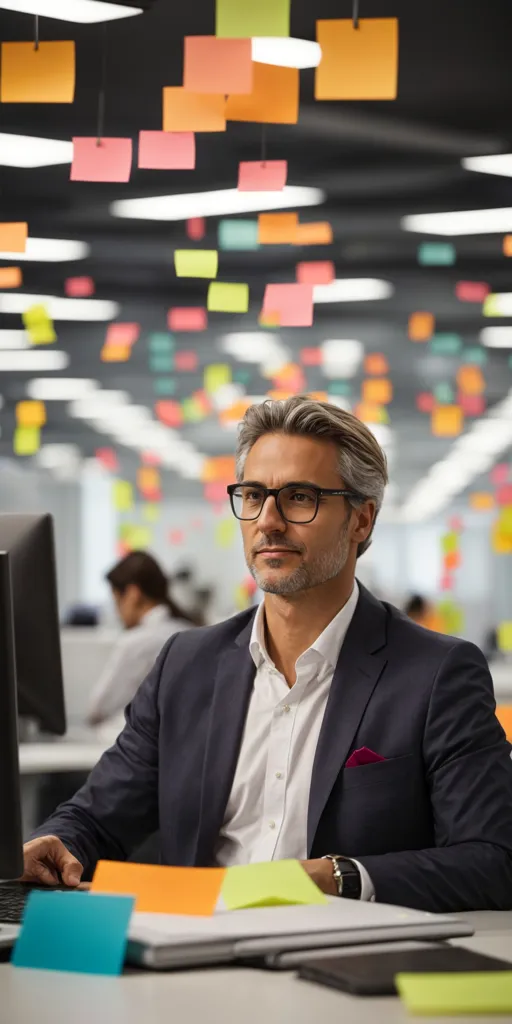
[34,584,512,912]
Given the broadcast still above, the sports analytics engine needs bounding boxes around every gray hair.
[235,396,388,557]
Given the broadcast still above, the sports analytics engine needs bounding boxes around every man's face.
[239,432,374,596]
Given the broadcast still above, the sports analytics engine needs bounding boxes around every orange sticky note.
[101,344,131,363]
[503,235,512,257]
[294,222,333,245]
[496,705,512,740]
[137,466,160,495]
[163,88,226,132]
[71,138,132,183]
[456,365,485,396]
[202,455,236,483]
[296,261,335,285]
[258,212,298,244]
[362,378,393,405]
[259,310,281,327]
[1,41,75,103]
[16,400,46,428]
[315,18,398,101]
[91,861,225,916]
[431,405,463,437]
[183,36,252,95]
[0,222,28,253]
[138,131,195,170]
[238,160,287,191]
[226,63,299,124]
[469,491,494,511]
[364,353,389,376]
[0,267,22,288]
[409,312,434,341]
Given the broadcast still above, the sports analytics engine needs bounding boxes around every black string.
[96,24,108,146]
[34,15,39,51]
[261,124,267,166]
[353,0,360,29]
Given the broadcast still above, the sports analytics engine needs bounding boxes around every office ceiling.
[1,0,512,507]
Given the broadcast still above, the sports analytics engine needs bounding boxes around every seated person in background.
[87,551,197,727]
[404,594,446,633]
[25,397,512,912]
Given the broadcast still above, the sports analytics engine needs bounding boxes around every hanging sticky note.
[216,0,290,38]
[169,529,186,545]
[105,323,140,347]
[496,705,512,740]
[162,88,226,132]
[431,405,463,437]
[22,303,50,328]
[16,400,46,428]
[469,491,494,511]
[301,347,323,367]
[149,332,174,354]
[258,212,298,244]
[155,400,183,427]
[101,344,130,363]
[168,307,207,332]
[496,485,512,507]
[396,972,512,1017]
[138,130,195,170]
[295,221,333,245]
[218,219,259,251]
[204,363,232,394]
[262,283,313,327]
[222,860,327,911]
[296,261,335,285]
[182,395,207,423]
[463,345,487,366]
[142,450,162,467]
[441,531,459,555]
[503,235,512,257]
[113,480,133,512]
[12,890,133,976]
[1,41,75,103]
[417,242,456,266]
[174,349,199,371]
[202,455,236,482]
[96,448,118,473]
[316,18,398,101]
[137,466,160,496]
[434,382,454,404]
[153,378,175,396]
[364,353,389,376]
[0,266,22,288]
[408,312,434,341]
[459,393,485,416]
[184,36,253,95]
[143,504,161,524]
[174,249,218,279]
[71,138,133,183]
[457,365,485,395]
[492,464,509,486]
[215,517,238,549]
[238,160,287,191]
[0,222,28,253]
[226,63,299,124]
[22,304,56,345]
[64,276,94,297]
[208,281,249,313]
[362,378,393,405]
[455,280,490,302]
[187,217,206,240]
[204,481,228,504]
[14,426,40,456]
[149,353,173,373]
[429,333,462,355]
[272,363,306,393]
[492,520,512,555]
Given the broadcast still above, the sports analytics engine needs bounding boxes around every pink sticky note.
[71,137,132,182]
[492,464,509,486]
[155,400,184,427]
[169,529,185,545]
[455,280,490,303]
[458,393,485,416]
[448,516,463,532]
[168,307,207,332]
[204,481,227,504]
[191,517,203,530]
[497,484,512,506]
[95,447,118,472]
[300,347,323,366]
[175,349,198,371]
[296,261,335,285]
[141,451,162,466]
[262,283,314,328]
[105,323,140,347]
[440,573,454,591]
[238,160,287,192]
[138,131,195,170]
[65,276,95,297]
[416,392,434,413]
[187,217,206,241]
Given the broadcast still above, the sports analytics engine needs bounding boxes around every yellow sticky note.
[14,426,40,456]
[222,860,327,911]
[174,249,218,279]
[16,401,46,428]
[492,519,512,555]
[207,282,249,313]
[431,405,463,437]
[0,266,22,288]
[91,861,225,916]
[143,504,161,524]
[204,363,232,394]
[29,322,57,345]
[124,525,152,549]
[22,303,50,328]
[214,517,238,549]
[113,480,133,512]
[441,531,459,555]
[396,972,512,1017]
[497,624,512,653]
[1,41,75,103]
[316,18,398,101]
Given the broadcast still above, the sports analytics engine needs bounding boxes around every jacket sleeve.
[30,636,176,877]
[357,641,512,912]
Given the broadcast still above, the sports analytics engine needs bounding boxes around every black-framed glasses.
[227,482,366,525]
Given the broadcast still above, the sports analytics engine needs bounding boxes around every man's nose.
[257,493,287,533]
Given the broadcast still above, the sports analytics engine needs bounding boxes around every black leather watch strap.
[322,855,362,899]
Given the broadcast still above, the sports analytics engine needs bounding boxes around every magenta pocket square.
[345,746,387,768]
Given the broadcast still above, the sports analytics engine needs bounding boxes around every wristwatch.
[322,855,362,899]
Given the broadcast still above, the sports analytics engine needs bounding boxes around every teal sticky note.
[149,353,174,373]
[417,242,456,266]
[12,890,134,976]
[153,377,176,396]
[434,382,454,404]
[149,332,175,354]
[463,345,487,366]
[429,333,462,355]
[328,380,352,396]
[218,219,259,251]
[233,368,252,384]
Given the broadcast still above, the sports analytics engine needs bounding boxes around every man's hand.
[21,836,84,887]
[300,858,338,896]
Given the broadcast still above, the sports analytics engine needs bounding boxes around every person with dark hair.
[404,594,445,633]
[87,551,196,727]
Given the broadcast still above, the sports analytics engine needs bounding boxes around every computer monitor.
[0,551,23,879]
[0,514,66,736]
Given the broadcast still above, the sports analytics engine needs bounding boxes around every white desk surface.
[1,911,511,1024]
[19,742,109,775]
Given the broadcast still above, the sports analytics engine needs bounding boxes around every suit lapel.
[307,584,388,853]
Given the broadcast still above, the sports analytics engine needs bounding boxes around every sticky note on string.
[362,378,393,405]
[295,222,333,245]
[431,405,463,437]
[238,160,287,191]
[218,219,259,251]
[153,378,175,396]
[226,63,299,125]
[1,41,75,103]
[16,401,46,428]
[137,466,160,496]
[0,267,22,288]
[71,138,133,183]
[143,504,161,524]
[222,860,327,911]
[215,518,238,549]
[202,455,236,482]
[168,307,207,332]
[492,464,509,486]
[204,363,232,394]
[169,529,186,546]
[496,485,512,507]
[469,491,494,511]
[463,345,487,366]
[456,280,490,302]
[208,282,249,314]
[187,217,206,241]
[101,344,130,363]
[14,427,40,456]
[492,520,512,555]
[408,312,434,341]
[22,305,56,345]
[162,88,226,132]
[155,400,183,427]
[301,347,323,367]
[441,531,459,555]
[429,333,462,356]
[258,212,298,244]
[175,350,199,372]
[149,333,174,354]
[96,448,118,473]
[503,235,512,257]
[457,365,485,396]
[396,972,512,1017]
[296,261,335,285]
[417,242,456,266]
[315,18,398,101]
[105,323,140,347]
[216,0,290,38]
[184,36,253,95]
[459,393,485,416]
[12,890,133,976]
[434,382,454,404]
[0,222,28,253]
[174,249,218,279]
[65,276,94,298]
[113,480,133,512]
[496,706,512,740]
[182,396,207,423]
[262,283,313,327]
[364,353,389,375]
[138,131,195,171]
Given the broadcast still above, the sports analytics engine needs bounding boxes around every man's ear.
[350,501,376,547]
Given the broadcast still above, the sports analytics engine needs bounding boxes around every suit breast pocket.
[342,754,417,791]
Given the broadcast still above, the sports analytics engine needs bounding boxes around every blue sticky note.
[218,219,259,251]
[12,890,134,976]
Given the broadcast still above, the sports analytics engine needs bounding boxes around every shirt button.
[275,771,283,779]
[269,820,276,830]
[282,705,291,713]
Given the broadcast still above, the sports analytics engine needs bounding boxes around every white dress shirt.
[215,582,375,900]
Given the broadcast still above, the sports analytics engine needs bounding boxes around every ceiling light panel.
[111,186,324,221]
[462,154,512,178]
[0,238,89,262]
[0,133,73,168]
[0,1,142,23]
[480,327,512,347]
[0,330,29,349]
[313,279,394,303]
[252,38,322,69]
[0,350,69,371]
[402,207,512,236]
[27,378,99,400]
[0,294,119,320]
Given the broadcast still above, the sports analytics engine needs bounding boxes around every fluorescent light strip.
[0,294,119,320]
[462,154,512,178]
[27,378,99,400]
[0,330,29,349]
[480,327,512,347]
[0,1,142,22]
[0,350,68,370]
[402,207,512,236]
[313,279,393,303]
[0,133,73,168]
[252,37,321,68]
[111,186,324,221]
[0,238,89,262]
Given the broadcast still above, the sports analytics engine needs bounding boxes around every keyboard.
[0,881,71,924]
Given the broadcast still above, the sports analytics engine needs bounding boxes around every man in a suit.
[24,397,512,911]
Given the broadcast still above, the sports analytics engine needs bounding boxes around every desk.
[1,911,511,1024]
[19,742,109,776]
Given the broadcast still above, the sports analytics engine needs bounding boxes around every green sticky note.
[429,333,462,356]
[149,353,174,373]
[433,382,454,404]
[113,480,133,512]
[437,599,464,636]
[14,426,40,455]
[483,293,503,317]
[208,281,249,313]
[222,860,327,911]
[153,377,176,396]
[175,249,218,279]
[214,517,238,549]
[218,219,259,251]
[149,332,175,354]
[204,363,232,394]
[396,971,512,1016]
[463,345,487,366]
[182,397,206,423]
[441,531,458,555]
[143,504,161,524]
[216,0,290,38]
[233,367,252,384]
[417,242,456,266]
[328,380,352,396]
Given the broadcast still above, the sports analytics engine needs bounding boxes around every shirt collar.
[141,604,171,628]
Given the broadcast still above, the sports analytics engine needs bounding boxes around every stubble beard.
[248,518,351,596]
